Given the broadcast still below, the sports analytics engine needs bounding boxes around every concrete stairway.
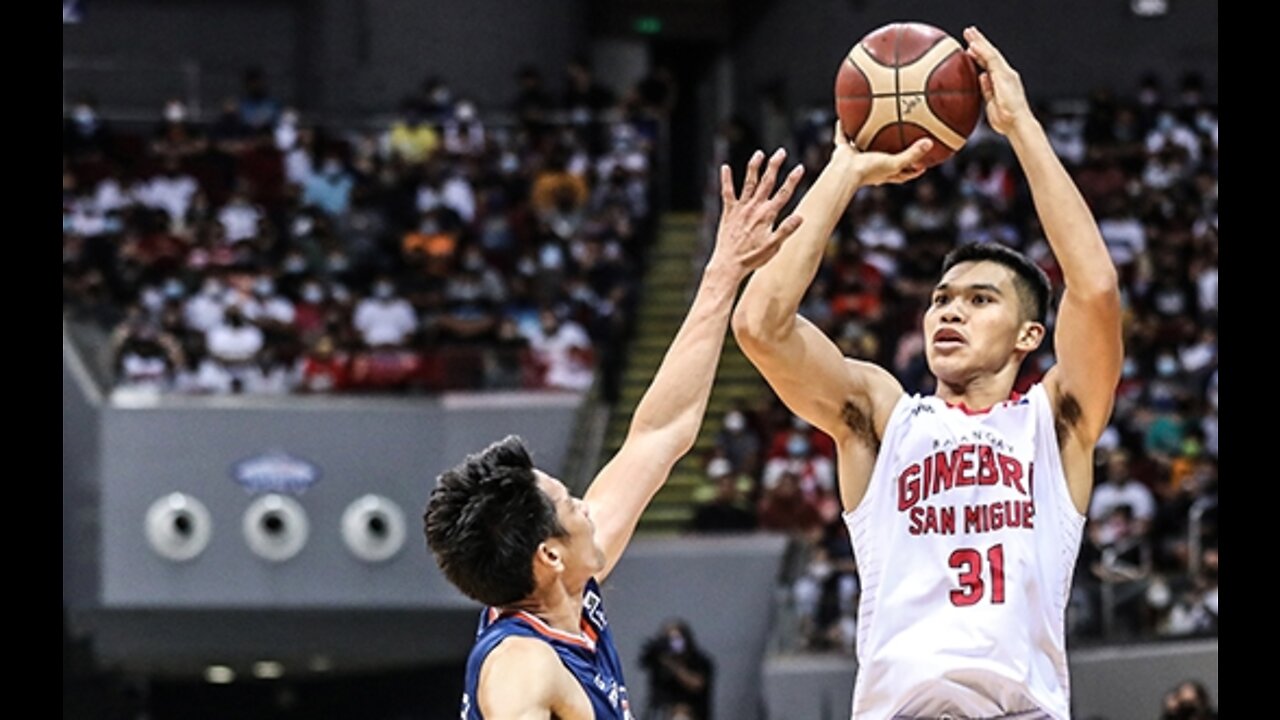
[600,212,767,534]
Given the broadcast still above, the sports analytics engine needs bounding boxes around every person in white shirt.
[353,277,418,348]
[524,308,595,391]
[184,277,230,334]
[217,191,263,244]
[1088,449,1156,536]
[137,159,199,226]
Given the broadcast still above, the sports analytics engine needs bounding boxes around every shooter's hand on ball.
[964,26,1035,137]
[833,123,934,186]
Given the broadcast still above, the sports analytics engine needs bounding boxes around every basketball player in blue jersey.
[733,27,1122,719]
[425,146,921,719]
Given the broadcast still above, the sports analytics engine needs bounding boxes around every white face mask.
[283,255,307,274]
[164,102,187,123]
[724,412,745,433]
[72,105,95,125]
[1155,354,1180,377]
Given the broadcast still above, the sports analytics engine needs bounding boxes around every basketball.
[835,22,982,167]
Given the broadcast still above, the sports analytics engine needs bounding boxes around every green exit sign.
[633,16,662,34]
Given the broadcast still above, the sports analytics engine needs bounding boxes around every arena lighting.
[252,661,285,680]
[204,665,236,684]
[1130,0,1170,17]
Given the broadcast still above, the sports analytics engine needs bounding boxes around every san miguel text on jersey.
[896,438,1036,536]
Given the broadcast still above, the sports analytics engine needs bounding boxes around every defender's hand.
[711,148,806,276]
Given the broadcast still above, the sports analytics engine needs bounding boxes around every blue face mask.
[1121,358,1139,379]
[787,437,810,457]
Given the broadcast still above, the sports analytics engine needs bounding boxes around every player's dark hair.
[424,435,566,607]
[940,243,1052,323]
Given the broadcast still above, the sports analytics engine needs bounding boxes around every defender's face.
[535,471,605,577]
[923,261,1036,385]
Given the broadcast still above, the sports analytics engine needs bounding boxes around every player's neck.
[934,372,1018,412]
[510,578,587,634]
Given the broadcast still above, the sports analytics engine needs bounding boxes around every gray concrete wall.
[63,334,103,609]
[607,534,790,720]
[94,392,580,608]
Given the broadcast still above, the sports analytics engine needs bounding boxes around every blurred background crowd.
[63,61,669,401]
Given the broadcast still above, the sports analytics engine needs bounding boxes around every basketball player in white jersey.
[732,27,1122,719]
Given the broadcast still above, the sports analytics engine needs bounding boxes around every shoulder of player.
[482,634,563,674]
[478,636,568,710]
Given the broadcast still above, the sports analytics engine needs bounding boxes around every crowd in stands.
[688,72,1218,649]
[63,61,671,400]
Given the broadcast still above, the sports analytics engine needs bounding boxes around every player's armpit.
[734,312,902,444]
[476,637,566,720]
[1042,281,1123,451]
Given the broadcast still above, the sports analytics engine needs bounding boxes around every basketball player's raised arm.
[732,135,931,440]
[584,149,805,581]
[965,27,1122,500]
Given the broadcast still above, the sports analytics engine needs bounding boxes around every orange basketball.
[835,22,982,167]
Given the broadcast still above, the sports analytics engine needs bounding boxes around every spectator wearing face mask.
[184,276,231,334]
[150,98,207,163]
[291,279,331,345]
[384,101,440,165]
[436,246,505,343]
[714,405,762,479]
[217,190,264,245]
[766,415,836,461]
[1089,449,1156,537]
[639,620,714,720]
[689,457,757,534]
[303,155,355,217]
[64,97,113,161]
[135,158,200,229]
[761,432,839,525]
[241,273,297,349]
[238,67,281,132]
[204,305,265,391]
[523,308,594,391]
[112,310,185,395]
[353,276,418,349]
[297,335,349,394]
[1159,680,1217,720]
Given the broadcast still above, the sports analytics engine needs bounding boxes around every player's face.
[923,261,1035,385]
[535,471,605,578]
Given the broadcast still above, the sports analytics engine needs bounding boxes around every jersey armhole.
[843,392,914,523]
[1030,383,1087,522]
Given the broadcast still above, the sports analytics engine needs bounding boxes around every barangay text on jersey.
[896,427,1035,536]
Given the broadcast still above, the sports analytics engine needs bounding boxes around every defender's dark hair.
[940,243,1052,323]
[424,435,565,607]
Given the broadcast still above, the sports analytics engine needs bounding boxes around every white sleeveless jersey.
[843,384,1085,720]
